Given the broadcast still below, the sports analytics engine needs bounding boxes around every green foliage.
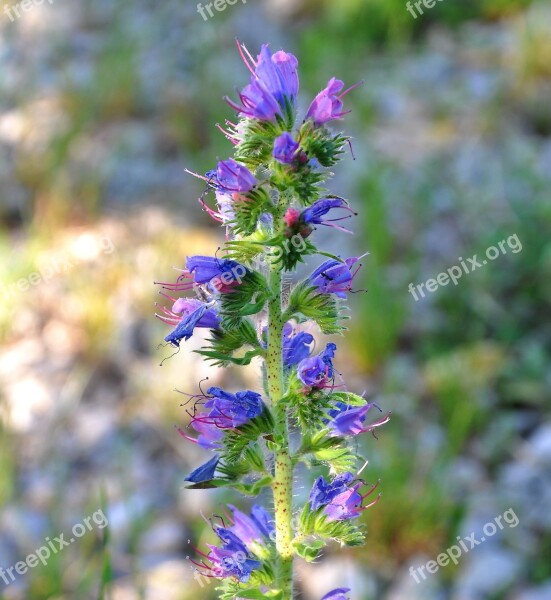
[299,121,348,168]
[196,319,263,366]
[298,505,366,549]
[284,280,345,334]
[222,410,275,465]
[219,271,272,328]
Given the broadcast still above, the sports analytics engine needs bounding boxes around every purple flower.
[188,419,225,450]
[178,387,265,449]
[226,43,299,121]
[162,301,219,347]
[216,158,256,193]
[306,77,361,126]
[309,256,364,299]
[321,589,351,600]
[301,198,356,233]
[255,45,299,104]
[204,387,264,428]
[228,504,275,547]
[309,473,381,521]
[184,256,248,293]
[297,343,337,388]
[309,472,354,511]
[273,132,300,164]
[282,322,314,368]
[324,483,364,521]
[185,455,219,483]
[206,528,261,582]
[327,402,391,437]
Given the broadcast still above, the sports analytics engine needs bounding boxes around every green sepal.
[284,280,345,334]
[196,319,263,367]
[222,408,275,464]
[270,160,325,207]
[299,121,348,168]
[283,374,336,432]
[300,431,359,474]
[231,187,273,236]
[298,505,366,547]
[233,475,274,497]
[219,271,272,327]
[292,539,325,562]
[217,563,277,600]
[262,234,317,271]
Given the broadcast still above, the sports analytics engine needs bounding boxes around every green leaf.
[219,271,272,328]
[293,539,325,562]
[196,319,263,367]
[284,280,345,335]
[299,121,348,168]
[233,475,274,496]
[298,506,366,547]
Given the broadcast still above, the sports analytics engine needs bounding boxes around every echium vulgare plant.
[155,41,390,600]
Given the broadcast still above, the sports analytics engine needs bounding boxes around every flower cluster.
[155,41,388,600]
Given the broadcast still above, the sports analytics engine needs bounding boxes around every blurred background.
[1,0,550,598]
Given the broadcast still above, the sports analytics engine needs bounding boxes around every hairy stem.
[266,265,294,598]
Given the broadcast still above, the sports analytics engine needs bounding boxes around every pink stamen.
[235,38,256,76]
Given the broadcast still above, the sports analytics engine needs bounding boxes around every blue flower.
[185,455,219,483]
[207,528,261,582]
[297,343,337,388]
[301,198,356,233]
[178,387,265,450]
[309,473,381,521]
[327,402,391,437]
[228,504,275,547]
[309,472,354,511]
[163,301,219,347]
[226,43,299,122]
[282,322,314,368]
[216,158,256,193]
[273,132,300,164]
[321,589,351,600]
[205,387,265,428]
[309,257,364,299]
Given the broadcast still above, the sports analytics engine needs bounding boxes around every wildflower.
[273,132,301,164]
[185,455,220,483]
[227,504,275,547]
[306,78,362,126]
[297,342,337,388]
[179,387,265,449]
[205,387,265,428]
[309,473,381,521]
[321,589,351,600]
[309,256,365,298]
[158,300,219,347]
[206,528,261,582]
[309,472,354,511]
[301,198,356,232]
[226,43,299,121]
[215,158,257,194]
[327,402,391,437]
[282,322,314,368]
[284,197,356,238]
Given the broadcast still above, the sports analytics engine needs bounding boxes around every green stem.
[266,265,294,599]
